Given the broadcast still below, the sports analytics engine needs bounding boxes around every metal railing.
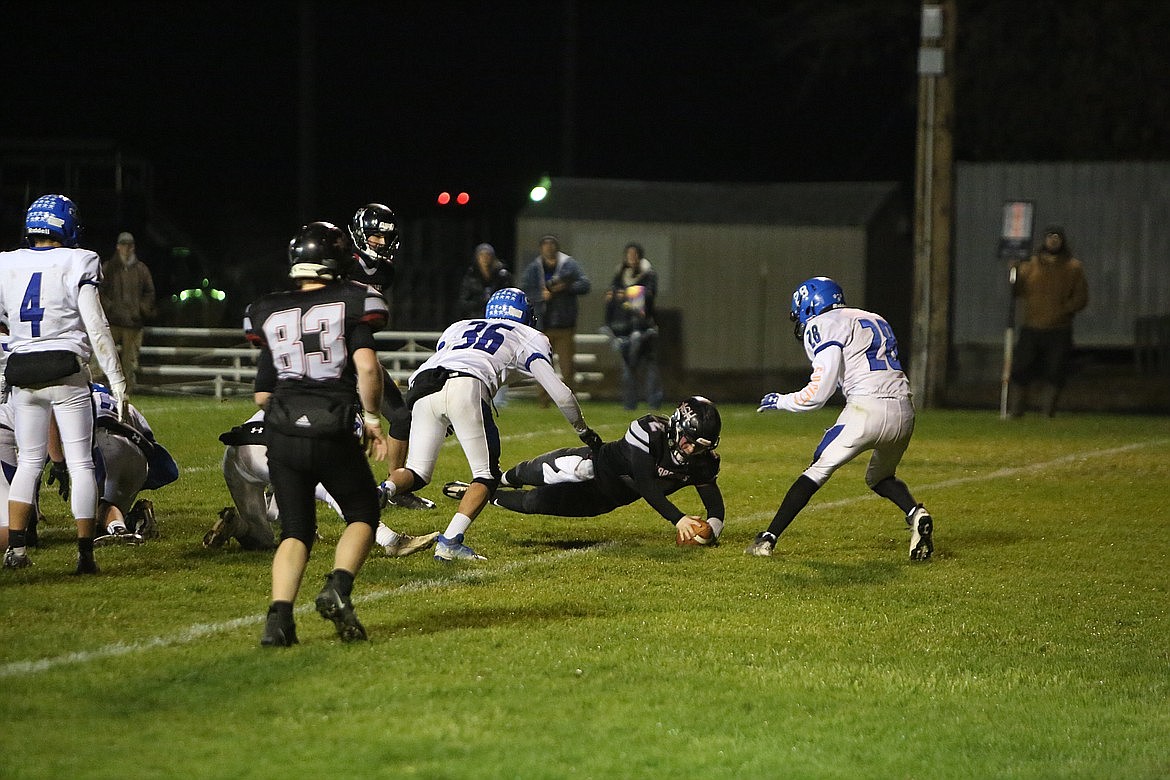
[137,327,608,399]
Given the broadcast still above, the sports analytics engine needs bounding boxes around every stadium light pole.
[910,0,956,408]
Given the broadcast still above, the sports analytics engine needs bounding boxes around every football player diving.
[443,396,725,545]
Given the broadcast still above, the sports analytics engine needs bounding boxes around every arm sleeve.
[528,357,587,432]
[696,481,725,520]
[625,447,686,524]
[777,346,844,411]
[78,284,128,396]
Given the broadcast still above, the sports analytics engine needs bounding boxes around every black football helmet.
[288,221,353,281]
[349,203,401,266]
[667,396,721,462]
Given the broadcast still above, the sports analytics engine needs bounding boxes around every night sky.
[3,2,920,265]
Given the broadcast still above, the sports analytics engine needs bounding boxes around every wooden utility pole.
[910,0,956,408]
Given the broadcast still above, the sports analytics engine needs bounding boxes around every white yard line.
[0,544,613,679]
[4,438,1164,678]
[743,438,1168,522]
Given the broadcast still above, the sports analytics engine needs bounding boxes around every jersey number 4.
[21,272,46,337]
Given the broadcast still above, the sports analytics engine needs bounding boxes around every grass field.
[1,396,1167,779]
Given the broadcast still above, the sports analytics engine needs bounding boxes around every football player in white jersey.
[746,277,934,561]
[380,287,602,561]
[0,195,127,574]
[205,408,439,556]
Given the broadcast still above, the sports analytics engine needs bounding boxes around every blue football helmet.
[789,276,846,338]
[484,287,532,325]
[25,194,81,247]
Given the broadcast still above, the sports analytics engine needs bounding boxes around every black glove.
[579,428,603,452]
[47,460,70,501]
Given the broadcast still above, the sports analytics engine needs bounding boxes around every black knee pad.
[280,526,317,552]
[406,468,429,490]
[472,476,500,497]
[388,406,412,442]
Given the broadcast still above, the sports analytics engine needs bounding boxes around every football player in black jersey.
[347,202,436,513]
[246,222,390,647]
[443,397,725,544]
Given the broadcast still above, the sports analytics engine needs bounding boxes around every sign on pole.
[998,200,1034,418]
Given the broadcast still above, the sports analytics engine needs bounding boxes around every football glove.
[579,427,604,452]
[757,392,784,412]
[47,460,70,501]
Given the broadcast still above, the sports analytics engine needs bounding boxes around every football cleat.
[3,549,33,569]
[433,533,486,562]
[94,528,145,547]
[908,505,934,561]
[387,492,436,510]
[314,577,368,642]
[442,481,470,500]
[129,499,158,539]
[72,555,100,575]
[382,531,441,557]
[260,610,299,647]
[744,532,777,557]
[203,507,239,549]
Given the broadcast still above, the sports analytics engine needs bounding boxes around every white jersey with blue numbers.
[0,246,101,359]
[411,318,555,397]
[779,307,910,412]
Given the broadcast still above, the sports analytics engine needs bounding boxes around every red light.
[437,192,451,205]
[456,192,470,205]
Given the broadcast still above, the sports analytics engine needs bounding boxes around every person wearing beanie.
[98,231,157,392]
[1009,224,1089,417]
[456,243,514,320]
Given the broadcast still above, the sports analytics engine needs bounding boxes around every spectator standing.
[603,242,663,410]
[1009,225,1089,417]
[456,243,513,319]
[245,222,390,647]
[0,194,128,574]
[99,232,156,393]
[520,234,590,407]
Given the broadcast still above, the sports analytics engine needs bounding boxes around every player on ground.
[746,277,934,560]
[205,409,438,556]
[0,194,128,574]
[443,396,723,544]
[380,287,602,561]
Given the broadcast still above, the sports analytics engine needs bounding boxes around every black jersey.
[347,254,395,296]
[592,414,722,522]
[245,280,388,397]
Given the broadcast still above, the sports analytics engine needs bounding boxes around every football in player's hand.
[677,518,715,546]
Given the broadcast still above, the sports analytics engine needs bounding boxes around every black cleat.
[315,578,367,642]
[260,610,299,647]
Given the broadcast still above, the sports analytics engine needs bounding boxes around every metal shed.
[515,178,910,378]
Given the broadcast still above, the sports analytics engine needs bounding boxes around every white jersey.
[778,306,910,412]
[412,317,556,397]
[0,246,101,360]
[93,384,151,437]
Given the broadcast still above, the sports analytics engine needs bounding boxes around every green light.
[529,174,552,202]
[210,289,226,301]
